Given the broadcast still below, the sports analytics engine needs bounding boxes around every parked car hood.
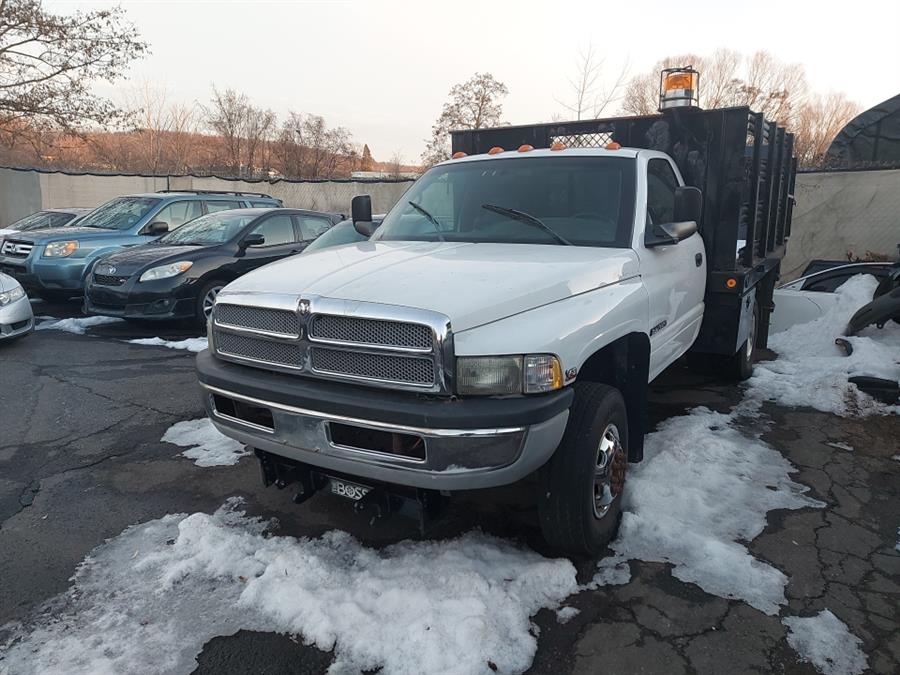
[96,243,209,274]
[10,227,117,243]
[221,241,640,331]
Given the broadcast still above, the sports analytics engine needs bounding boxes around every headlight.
[43,241,79,257]
[138,261,193,282]
[0,285,25,306]
[456,354,563,395]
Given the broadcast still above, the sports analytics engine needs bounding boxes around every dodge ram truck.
[196,68,797,555]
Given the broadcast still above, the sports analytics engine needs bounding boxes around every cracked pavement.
[0,301,897,674]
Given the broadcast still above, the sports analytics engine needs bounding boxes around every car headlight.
[43,240,79,257]
[456,354,563,395]
[0,285,25,306]
[138,261,193,282]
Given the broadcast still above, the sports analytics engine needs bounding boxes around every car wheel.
[538,382,628,558]
[197,282,224,323]
[724,300,758,381]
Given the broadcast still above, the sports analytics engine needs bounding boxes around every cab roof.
[439,147,640,166]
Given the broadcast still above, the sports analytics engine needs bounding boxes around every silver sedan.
[0,272,34,340]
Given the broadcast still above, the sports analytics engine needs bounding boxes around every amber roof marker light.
[659,66,700,111]
[451,151,467,159]
[487,146,504,155]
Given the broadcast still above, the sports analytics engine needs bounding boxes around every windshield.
[76,197,161,231]
[374,156,635,247]
[304,221,369,253]
[158,211,257,245]
[9,211,75,231]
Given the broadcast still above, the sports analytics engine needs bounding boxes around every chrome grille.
[310,346,434,386]
[216,304,300,336]
[1,240,33,258]
[310,315,432,350]
[214,330,304,367]
[93,273,128,286]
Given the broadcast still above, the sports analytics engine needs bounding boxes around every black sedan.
[84,208,342,322]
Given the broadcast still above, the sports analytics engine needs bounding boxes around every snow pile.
[555,607,580,624]
[751,275,900,416]
[782,610,868,675]
[607,404,822,615]
[36,315,122,334]
[129,336,208,352]
[161,418,249,467]
[0,499,578,675]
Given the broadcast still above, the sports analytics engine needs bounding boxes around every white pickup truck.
[197,69,797,555]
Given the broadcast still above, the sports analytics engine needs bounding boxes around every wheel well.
[577,333,650,462]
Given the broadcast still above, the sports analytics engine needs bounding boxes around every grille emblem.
[107,266,116,274]
[298,298,310,315]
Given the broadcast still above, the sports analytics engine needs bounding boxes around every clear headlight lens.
[0,285,25,306]
[456,354,563,395]
[43,240,79,257]
[139,261,193,282]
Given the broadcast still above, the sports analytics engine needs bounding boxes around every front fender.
[453,276,650,378]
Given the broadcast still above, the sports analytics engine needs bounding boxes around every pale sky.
[47,0,900,163]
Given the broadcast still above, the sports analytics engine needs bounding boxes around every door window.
[249,214,297,247]
[153,200,203,230]
[297,216,333,240]
[205,200,242,214]
[646,159,679,225]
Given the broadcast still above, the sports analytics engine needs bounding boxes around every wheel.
[724,299,759,381]
[196,281,224,323]
[538,382,628,558]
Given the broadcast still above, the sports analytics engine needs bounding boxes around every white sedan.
[0,272,34,341]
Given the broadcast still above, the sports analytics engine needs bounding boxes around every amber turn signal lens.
[726,278,738,288]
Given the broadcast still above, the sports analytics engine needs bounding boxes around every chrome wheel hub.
[203,287,223,319]
[593,423,626,518]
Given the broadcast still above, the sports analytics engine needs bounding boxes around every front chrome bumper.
[203,383,569,490]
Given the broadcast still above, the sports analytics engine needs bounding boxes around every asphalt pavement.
[0,299,897,674]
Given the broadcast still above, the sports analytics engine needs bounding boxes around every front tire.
[538,382,628,558]
[196,281,224,323]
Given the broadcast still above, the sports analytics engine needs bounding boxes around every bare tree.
[556,45,628,120]
[0,0,147,141]
[387,150,403,178]
[274,112,355,179]
[793,92,860,168]
[202,87,276,177]
[422,73,508,166]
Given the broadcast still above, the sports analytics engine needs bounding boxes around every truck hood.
[221,241,640,331]
[11,227,117,243]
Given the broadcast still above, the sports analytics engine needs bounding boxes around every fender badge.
[565,367,578,381]
[298,298,310,315]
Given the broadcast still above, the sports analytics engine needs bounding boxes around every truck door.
[640,157,706,379]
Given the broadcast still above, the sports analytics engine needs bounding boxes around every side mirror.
[351,195,377,236]
[145,221,169,235]
[240,233,266,249]
[674,186,702,224]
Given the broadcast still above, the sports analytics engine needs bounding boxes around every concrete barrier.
[0,167,412,227]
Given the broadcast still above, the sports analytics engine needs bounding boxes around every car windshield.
[76,197,161,231]
[303,221,369,253]
[158,211,258,245]
[9,211,75,231]
[373,156,636,247]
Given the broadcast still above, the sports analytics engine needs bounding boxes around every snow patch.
[36,315,123,334]
[750,275,900,416]
[0,499,578,675]
[608,404,822,615]
[129,336,208,352]
[555,607,580,624]
[782,610,868,675]
[590,555,632,587]
[161,418,249,467]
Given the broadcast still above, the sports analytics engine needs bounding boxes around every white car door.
[638,156,706,380]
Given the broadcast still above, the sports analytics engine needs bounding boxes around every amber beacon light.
[658,66,700,111]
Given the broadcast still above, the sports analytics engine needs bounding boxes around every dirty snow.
[555,607,580,624]
[161,418,249,467]
[825,441,854,452]
[750,275,900,416]
[608,403,823,615]
[782,610,868,675]
[590,555,632,587]
[129,336,208,352]
[35,315,122,334]
[0,499,578,675]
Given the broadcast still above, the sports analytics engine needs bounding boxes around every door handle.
[695,253,703,267]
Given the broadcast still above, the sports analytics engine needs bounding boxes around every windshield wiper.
[480,204,573,246]
[407,201,446,242]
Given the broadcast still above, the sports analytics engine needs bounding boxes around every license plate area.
[329,477,372,501]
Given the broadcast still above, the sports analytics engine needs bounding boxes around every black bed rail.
[451,107,797,275]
